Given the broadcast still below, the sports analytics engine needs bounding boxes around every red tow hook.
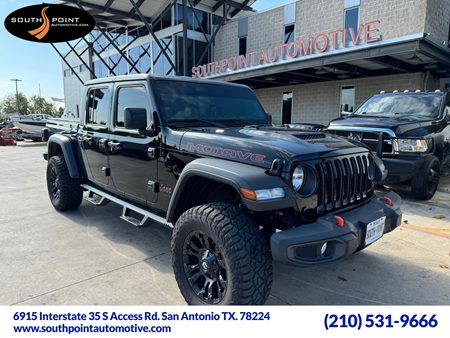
[383,196,393,206]
[334,215,345,228]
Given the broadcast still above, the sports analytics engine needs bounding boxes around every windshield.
[153,80,270,126]
[354,94,442,120]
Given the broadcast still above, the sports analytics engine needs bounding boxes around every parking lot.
[0,142,449,305]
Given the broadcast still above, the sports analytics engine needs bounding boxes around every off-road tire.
[46,155,83,211]
[171,202,273,305]
[411,155,440,200]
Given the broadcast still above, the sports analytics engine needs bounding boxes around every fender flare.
[47,134,81,178]
[166,158,295,223]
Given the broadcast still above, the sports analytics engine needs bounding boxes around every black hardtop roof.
[84,74,249,89]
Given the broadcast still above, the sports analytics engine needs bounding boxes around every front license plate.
[365,216,386,245]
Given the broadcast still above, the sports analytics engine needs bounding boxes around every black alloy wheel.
[49,166,61,202]
[411,155,440,200]
[171,202,272,305]
[426,164,440,196]
[183,231,227,304]
[46,155,83,211]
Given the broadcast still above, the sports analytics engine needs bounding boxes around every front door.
[108,83,159,206]
[79,86,112,188]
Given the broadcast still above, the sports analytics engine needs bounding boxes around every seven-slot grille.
[315,153,373,213]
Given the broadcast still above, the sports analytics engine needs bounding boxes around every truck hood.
[178,126,367,169]
[328,116,440,137]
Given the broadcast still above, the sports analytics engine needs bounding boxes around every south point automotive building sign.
[192,21,381,78]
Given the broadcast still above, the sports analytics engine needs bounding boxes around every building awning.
[210,34,450,89]
[58,0,256,28]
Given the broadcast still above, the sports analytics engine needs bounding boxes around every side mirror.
[41,128,50,142]
[124,107,147,130]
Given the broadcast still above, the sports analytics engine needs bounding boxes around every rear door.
[108,82,159,205]
[78,86,112,188]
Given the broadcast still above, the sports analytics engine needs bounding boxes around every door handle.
[98,138,109,147]
[109,141,122,150]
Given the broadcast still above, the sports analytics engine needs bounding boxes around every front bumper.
[383,155,433,183]
[270,192,402,265]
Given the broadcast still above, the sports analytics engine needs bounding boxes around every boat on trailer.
[10,114,49,140]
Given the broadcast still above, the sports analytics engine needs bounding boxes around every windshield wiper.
[359,111,386,115]
[357,112,395,118]
[167,118,225,128]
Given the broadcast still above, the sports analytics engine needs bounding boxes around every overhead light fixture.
[337,74,350,79]
[407,53,423,63]
[315,67,328,74]
[265,76,277,81]
[424,63,440,70]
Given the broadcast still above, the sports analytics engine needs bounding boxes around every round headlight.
[292,166,305,191]
[291,164,318,198]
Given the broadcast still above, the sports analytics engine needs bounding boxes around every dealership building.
[59,0,450,125]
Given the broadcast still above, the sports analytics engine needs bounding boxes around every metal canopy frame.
[52,0,253,83]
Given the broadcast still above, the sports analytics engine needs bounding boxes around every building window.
[153,38,174,76]
[63,69,71,77]
[340,86,355,113]
[92,30,108,54]
[284,24,295,44]
[175,4,193,30]
[344,5,359,44]
[282,92,293,124]
[161,5,172,30]
[447,21,450,47]
[238,18,248,56]
[140,43,152,73]
[93,60,108,78]
[239,36,247,56]
[86,88,111,125]
[79,64,88,73]
[193,9,209,34]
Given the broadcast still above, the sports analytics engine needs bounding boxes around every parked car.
[327,90,450,200]
[43,75,402,305]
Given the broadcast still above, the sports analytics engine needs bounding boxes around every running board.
[80,184,173,228]
[120,207,148,227]
[85,191,109,206]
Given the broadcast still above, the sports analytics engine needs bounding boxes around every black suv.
[43,75,402,305]
[328,91,450,200]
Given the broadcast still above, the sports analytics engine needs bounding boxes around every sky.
[0,0,287,102]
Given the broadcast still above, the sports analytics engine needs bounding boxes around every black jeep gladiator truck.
[328,90,450,200]
[44,74,402,305]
